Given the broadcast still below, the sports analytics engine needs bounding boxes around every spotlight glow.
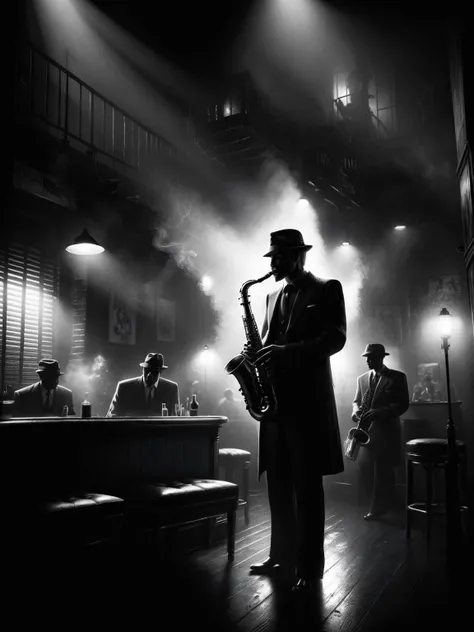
[394,225,406,231]
[200,275,213,293]
[194,346,220,371]
[341,241,350,246]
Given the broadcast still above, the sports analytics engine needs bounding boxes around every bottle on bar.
[190,394,199,416]
[185,397,190,416]
[161,403,169,416]
[81,392,91,418]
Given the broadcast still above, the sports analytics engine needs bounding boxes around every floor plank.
[9,491,470,632]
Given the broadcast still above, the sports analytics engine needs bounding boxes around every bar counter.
[0,416,229,498]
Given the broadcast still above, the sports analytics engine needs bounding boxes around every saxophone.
[224,271,278,422]
[344,382,374,460]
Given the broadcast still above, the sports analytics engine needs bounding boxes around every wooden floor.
[8,490,470,630]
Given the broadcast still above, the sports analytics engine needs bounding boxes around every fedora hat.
[36,359,64,375]
[361,343,390,357]
[139,352,168,370]
[263,229,312,257]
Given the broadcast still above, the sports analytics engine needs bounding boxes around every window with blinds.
[0,245,58,390]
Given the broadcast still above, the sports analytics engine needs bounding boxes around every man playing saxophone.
[352,343,409,521]
[250,228,347,594]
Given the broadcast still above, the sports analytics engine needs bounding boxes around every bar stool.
[219,448,250,526]
[405,438,468,548]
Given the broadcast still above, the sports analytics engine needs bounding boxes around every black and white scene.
[1,0,473,630]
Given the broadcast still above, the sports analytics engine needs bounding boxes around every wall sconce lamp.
[66,229,105,255]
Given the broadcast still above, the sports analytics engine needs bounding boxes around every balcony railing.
[14,41,174,172]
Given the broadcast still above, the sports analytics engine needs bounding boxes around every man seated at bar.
[106,352,180,417]
[13,358,75,417]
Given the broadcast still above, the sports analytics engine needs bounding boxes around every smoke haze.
[155,158,364,408]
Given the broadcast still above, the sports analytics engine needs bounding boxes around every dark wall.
[83,250,217,414]
[449,14,474,542]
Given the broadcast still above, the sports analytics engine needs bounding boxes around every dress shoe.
[249,557,282,574]
[364,511,387,521]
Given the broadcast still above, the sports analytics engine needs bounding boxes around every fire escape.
[13,40,178,210]
[198,64,406,243]
[199,73,363,219]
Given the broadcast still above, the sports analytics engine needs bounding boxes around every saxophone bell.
[343,417,371,461]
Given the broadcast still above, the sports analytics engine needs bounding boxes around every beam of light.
[235,0,350,124]
[30,0,220,195]
[30,0,368,422]
[161,159,364,410]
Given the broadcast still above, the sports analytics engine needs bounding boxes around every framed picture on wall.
[157,298,175,342]
[108,290,136,345]
[417,362,440,383]
[428,274,461,304]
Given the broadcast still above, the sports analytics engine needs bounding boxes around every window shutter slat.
[1,244,58,389]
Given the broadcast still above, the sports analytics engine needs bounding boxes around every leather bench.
[0,416,233,552]
[121,479,239,559]
[3,492,124,550]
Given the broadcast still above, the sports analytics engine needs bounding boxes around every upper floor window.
[333,71,352,119]
[368,75,397,138]
[208,89,245,122]
[333,66,397,138]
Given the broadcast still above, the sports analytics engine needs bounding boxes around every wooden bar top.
[1,416,228,427]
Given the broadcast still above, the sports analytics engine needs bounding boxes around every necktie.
[45,390,51,410]
[147,386,154,408]
[281,284,295,319]
[359,373,377,417]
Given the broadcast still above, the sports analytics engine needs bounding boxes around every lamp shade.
[438,307,452,338]
[66,229,104,255]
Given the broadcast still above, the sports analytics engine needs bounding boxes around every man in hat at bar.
[106,352,179,417]
[13,359,75,417]
[250,228,347,594]
[352,343,409,520]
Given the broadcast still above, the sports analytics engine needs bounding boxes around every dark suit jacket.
[352,366,409,464]
[260,272,347,476]
[13,383,75,417]
[106,376,180,417]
